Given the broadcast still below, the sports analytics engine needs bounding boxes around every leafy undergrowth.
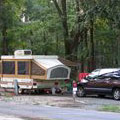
[100,105,120,113]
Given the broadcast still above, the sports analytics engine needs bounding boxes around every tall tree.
[0,0,24,55]
[52,0,83,61]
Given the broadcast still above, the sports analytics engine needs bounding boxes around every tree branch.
[52,0,63,17]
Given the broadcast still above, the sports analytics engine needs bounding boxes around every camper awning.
[34,58,71,80]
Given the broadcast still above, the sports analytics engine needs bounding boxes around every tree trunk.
[117,34,120,66]
[2,27,8,55]
[56,34,59,54]
[43,32,47,55]
[61,0,72,59]
[0,1,8,55]
[89,19,95,71]
[53,0,81,61]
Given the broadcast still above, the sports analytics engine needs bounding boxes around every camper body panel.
[0,50,71,91]
[0,77,64,91]
[0,77,34,89]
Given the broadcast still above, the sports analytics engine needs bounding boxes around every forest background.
[0,0,120,73]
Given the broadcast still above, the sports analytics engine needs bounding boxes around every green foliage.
[100,105,120,113]
[0,0,120,71]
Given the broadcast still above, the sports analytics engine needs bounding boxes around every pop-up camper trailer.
[0,50,71,92]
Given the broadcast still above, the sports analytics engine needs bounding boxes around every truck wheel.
[76,87,85,97]
[113,89,120,100]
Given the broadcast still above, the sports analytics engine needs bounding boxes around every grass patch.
[100,105,120,113]
[22,117,52,120]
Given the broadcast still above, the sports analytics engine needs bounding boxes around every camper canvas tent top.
[0,50,71,90]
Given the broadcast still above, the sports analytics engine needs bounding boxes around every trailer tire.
[21,89,25,94]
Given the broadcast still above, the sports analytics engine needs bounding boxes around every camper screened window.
[2,61,15,74]
[50,67,68,78]
[18,61,29,75]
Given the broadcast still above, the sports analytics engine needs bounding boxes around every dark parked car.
[76,71,120,100]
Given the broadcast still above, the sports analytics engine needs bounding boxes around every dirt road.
[0,95,119,110]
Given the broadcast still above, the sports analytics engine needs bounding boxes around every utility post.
[14,79,19,96]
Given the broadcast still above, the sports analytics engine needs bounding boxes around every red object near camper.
[78,73,89,82]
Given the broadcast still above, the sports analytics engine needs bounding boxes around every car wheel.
[76,87,85,97]
[113,89,120,100]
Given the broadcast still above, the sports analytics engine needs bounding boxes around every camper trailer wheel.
[34,89,39,94]
[21,89,25,94]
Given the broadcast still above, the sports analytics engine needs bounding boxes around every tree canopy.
[0,0,120,72]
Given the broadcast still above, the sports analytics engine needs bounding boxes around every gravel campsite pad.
[0,95,120,111]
